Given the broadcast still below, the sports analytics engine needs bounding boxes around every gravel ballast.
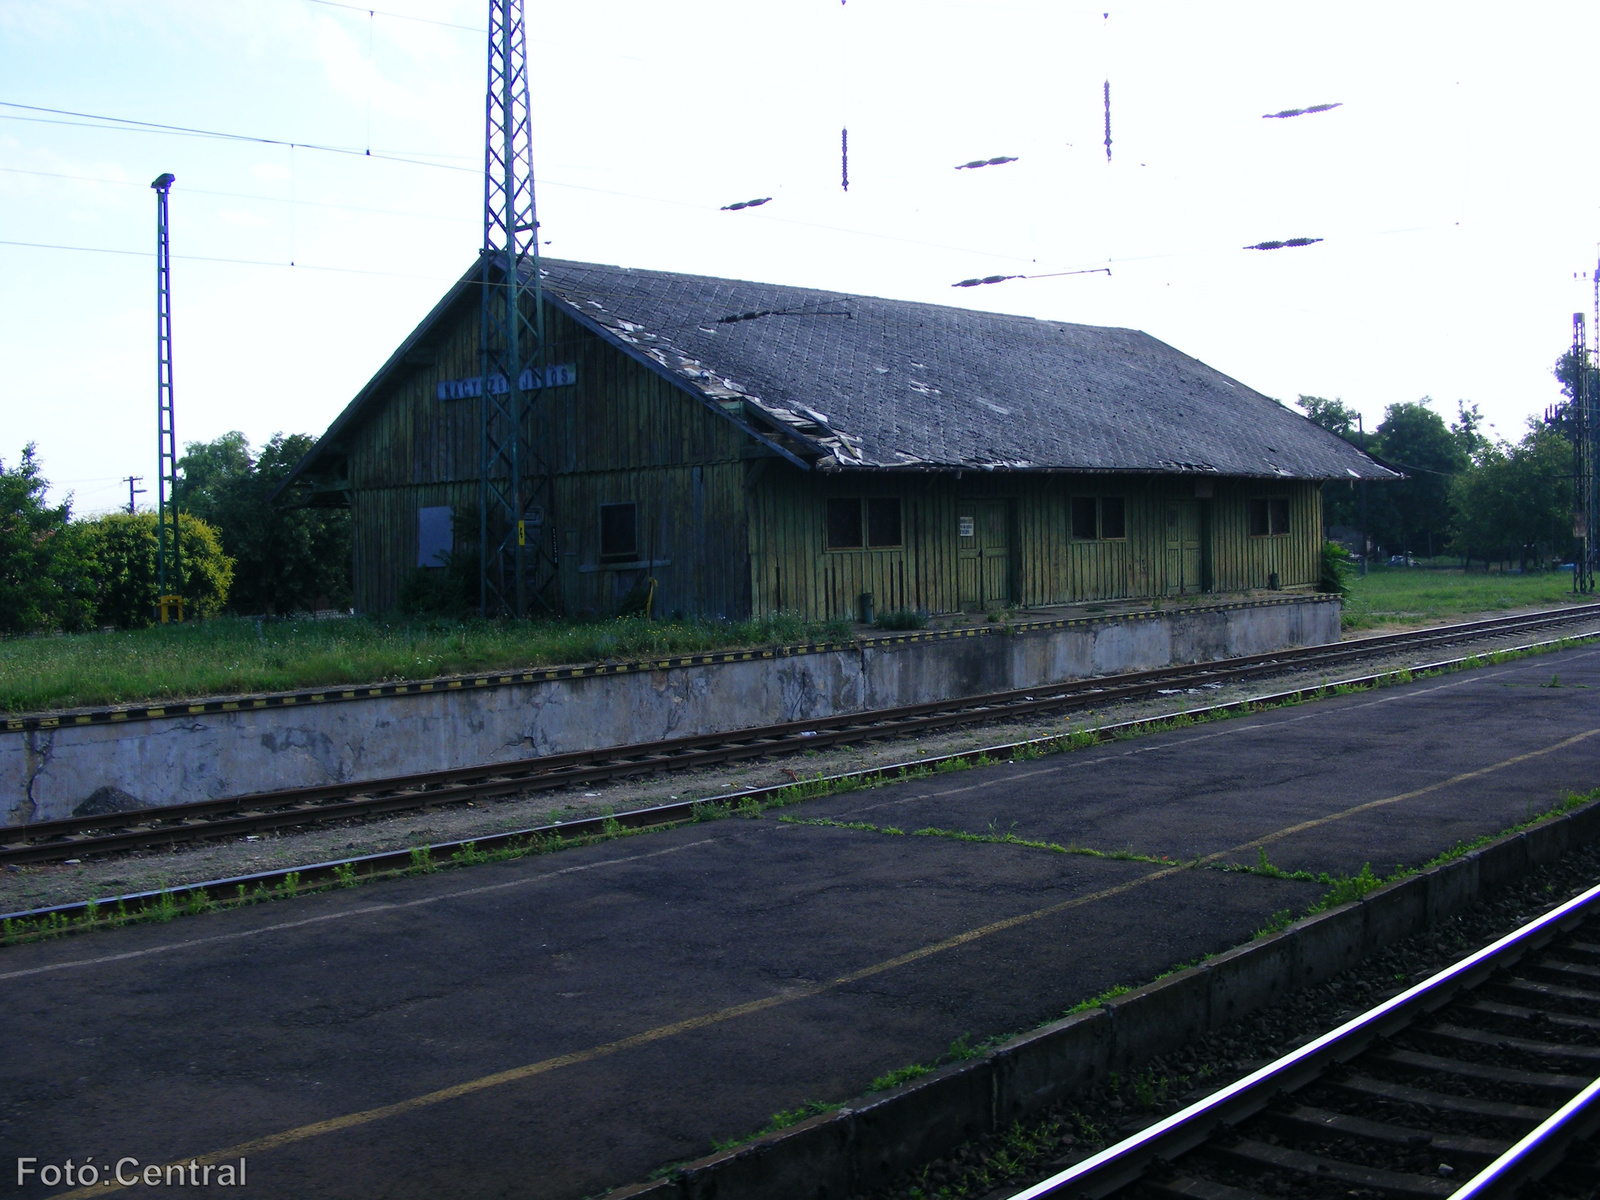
[4,609,1598,915]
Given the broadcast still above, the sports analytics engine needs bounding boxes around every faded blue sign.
[436,363,577,401]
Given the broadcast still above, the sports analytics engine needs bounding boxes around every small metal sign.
[959,516,975,538]
[437,363,577,401]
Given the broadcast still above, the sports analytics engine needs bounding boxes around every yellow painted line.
[49,720,1600,1193]
[50,864,1188,1199]
[1228,727,1600,856]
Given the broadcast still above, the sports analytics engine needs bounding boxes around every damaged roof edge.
[538,289,816,472]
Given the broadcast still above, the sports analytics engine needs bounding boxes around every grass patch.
[1341,566,1583,632]
[0,611,858,714]
[778,816,1180,865]
[706,1100,841,1155]
[9,647,1594,950]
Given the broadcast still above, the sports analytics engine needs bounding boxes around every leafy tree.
[1368,399,1467,557]
[176,432,350,614]
[1450,423,1574,570]
[0,444,98,634]
[81,511,233,628]
[1295,394,1361,441]
[1450,401,1492,464]
[1295,395,1367,530]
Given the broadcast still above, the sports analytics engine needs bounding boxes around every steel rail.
[1450,1073,1600,1199]
[3,629,1597,924]
[4,603,1598,868]
[1459,1081,1600,1200]
[1006,880,1600,1200]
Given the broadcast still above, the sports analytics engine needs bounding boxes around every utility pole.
[1574,313,1595,594]
[1357,413,1369,576]
[479,0,552,618]
[152,173,183,622]
[121,475,146,515]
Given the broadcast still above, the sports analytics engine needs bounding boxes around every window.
[1071,497,1098,540]
[1071,496,1126,541]
[1248,497,1290,536]
[866,498,902,547]
[599,502,638,561]
[826,499,863,549]
[827,498,903,549]
[417,506,453,568]
[1100,497,1126,540]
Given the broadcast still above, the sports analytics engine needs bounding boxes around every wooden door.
[958,502,1011,609]
[1164,501,1203,595]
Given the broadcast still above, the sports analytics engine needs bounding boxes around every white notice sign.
[959,516,975,538]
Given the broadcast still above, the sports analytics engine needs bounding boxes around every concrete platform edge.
[609,797,1600,1200]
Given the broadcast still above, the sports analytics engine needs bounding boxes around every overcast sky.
[4,1,1598,513]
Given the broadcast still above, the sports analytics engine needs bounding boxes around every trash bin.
[858,592,875,624]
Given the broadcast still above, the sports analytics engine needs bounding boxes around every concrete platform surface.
[2,644,1597,1199]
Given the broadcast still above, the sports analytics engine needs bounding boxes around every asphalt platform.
[4,644,1599,1198]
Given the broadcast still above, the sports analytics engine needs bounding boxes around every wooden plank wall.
[340,286,1325,618]
[345,297,751,616]
[1206,479,1322,592]
[749,472,1325,619]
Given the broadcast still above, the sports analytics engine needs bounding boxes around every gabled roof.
[283,255,1394,495]
[542,259,1393,480]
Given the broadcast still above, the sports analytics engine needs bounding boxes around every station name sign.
[436,363,577,401]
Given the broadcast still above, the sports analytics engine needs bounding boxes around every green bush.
[81,512,234,628]
[1318,540,1352,597]
[874,607,930,631]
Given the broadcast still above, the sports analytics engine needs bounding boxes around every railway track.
[5,602,1599,869]
[1010,882,1600,1200]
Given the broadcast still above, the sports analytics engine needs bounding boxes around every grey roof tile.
[536,259,1393,481]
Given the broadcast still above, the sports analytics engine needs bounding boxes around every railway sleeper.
[1200,1137,1456,1197]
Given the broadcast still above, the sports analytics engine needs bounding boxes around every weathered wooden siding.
[748,472,1324,619]
[339,291,1325,619]
[344,296,752,616]
[1206,479,1322,592]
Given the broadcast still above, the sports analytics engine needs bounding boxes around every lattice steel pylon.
[152,173,183,622]
[479,0,552,617]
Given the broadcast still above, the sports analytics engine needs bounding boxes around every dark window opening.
[826,498,863,549]
[1249,498,1289,537]
[1070,496,1099,540]
[599,503,638,560]
[866,498,902,547]
[1100,496,1126,540]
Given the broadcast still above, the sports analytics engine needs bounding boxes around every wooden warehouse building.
[282,258,1395,619]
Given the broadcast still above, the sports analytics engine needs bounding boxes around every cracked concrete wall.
[2,600,1338,824]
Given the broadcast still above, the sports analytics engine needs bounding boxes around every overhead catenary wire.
[0,100,476,173]
[300,0,481,32]
[953,267,1111,287]
[1262,102,1343,119]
